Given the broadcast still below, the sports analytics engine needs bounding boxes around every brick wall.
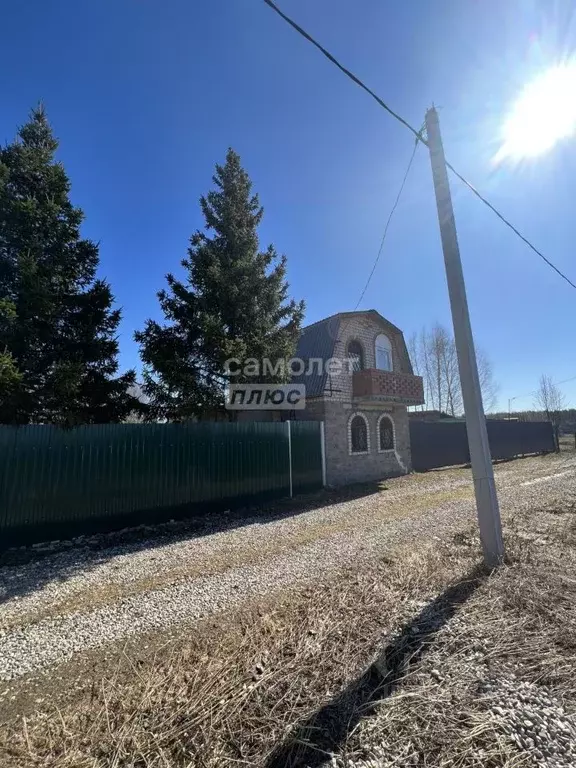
[322,401,411,486]
[293,399,326,421]
[323,315,413,402]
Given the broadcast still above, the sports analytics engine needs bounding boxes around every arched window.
[375,334,393,371]
[347,340,364,372]
[349,413,369,454]
[378,415,395,452]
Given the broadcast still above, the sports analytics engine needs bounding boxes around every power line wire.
[442,165,576,291]
[262,0,422,143]
[263,0,576,293]
[556,375,576,386]
[354,135,421,310]
[510,375,576,403]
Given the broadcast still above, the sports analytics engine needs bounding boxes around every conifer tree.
[136,149,304,420]
[0,107,138,424]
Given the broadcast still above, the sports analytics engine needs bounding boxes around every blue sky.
[1,0,575,411]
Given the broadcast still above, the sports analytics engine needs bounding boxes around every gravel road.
[0,453,574,682]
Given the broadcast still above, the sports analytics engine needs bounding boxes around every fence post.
[320,421,327,487]
[286,420,293,498]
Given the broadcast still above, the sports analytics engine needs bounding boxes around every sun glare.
[495,62,576,163]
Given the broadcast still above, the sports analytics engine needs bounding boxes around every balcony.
[352,369,425,405]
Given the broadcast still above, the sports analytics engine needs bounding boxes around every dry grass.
[1,497,576,767]
[0,544,479,766]
[337,527,576,767]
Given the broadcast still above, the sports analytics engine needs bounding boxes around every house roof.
[292,310,410,398]
[299,310,404,336]
[291,314,341,397]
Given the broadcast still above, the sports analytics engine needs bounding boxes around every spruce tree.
[136,149,305,420]
[0,107,138,425]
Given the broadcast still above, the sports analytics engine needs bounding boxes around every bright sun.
[495,62,576,163]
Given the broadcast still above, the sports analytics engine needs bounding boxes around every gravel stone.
[486,677,576,768]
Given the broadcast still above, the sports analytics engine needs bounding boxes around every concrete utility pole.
[425,106,505,567]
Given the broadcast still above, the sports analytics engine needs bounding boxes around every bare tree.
[438,326,462,416]
[477,350,499,412]
[420,327,436,410]
[409,325,451,412]
[407,332,424,411]
[408,323,499,417]
[534,374,565,450]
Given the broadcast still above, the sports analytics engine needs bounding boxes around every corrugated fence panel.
[410,421,470,471]
[290,421,323,495]
[410,420,555,471]
[0,422,296,546]
[486,420,556,459]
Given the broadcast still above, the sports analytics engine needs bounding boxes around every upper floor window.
[347,340,364,372]
[375,334,393,371]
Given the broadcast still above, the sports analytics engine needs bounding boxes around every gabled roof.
[328,310,404,335]
[291,314,341,397]
[291,310,410,398]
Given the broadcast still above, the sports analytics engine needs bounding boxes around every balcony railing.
[352,369,425,405]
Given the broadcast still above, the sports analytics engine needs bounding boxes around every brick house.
[291,310,424,486]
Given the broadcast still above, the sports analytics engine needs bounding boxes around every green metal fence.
[290,421,325,495]
[0,420,324,547]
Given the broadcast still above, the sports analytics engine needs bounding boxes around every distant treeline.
[489,409,576,433]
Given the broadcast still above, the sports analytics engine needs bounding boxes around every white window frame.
[348,411,370,455]
[377,413,395,453]
[375,333,393,372]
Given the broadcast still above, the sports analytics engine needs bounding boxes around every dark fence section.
[290,421,324,495]
[410,419,555,472]
[0,421,324,547]
[410,421,469,472]
[486,420,555,460]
